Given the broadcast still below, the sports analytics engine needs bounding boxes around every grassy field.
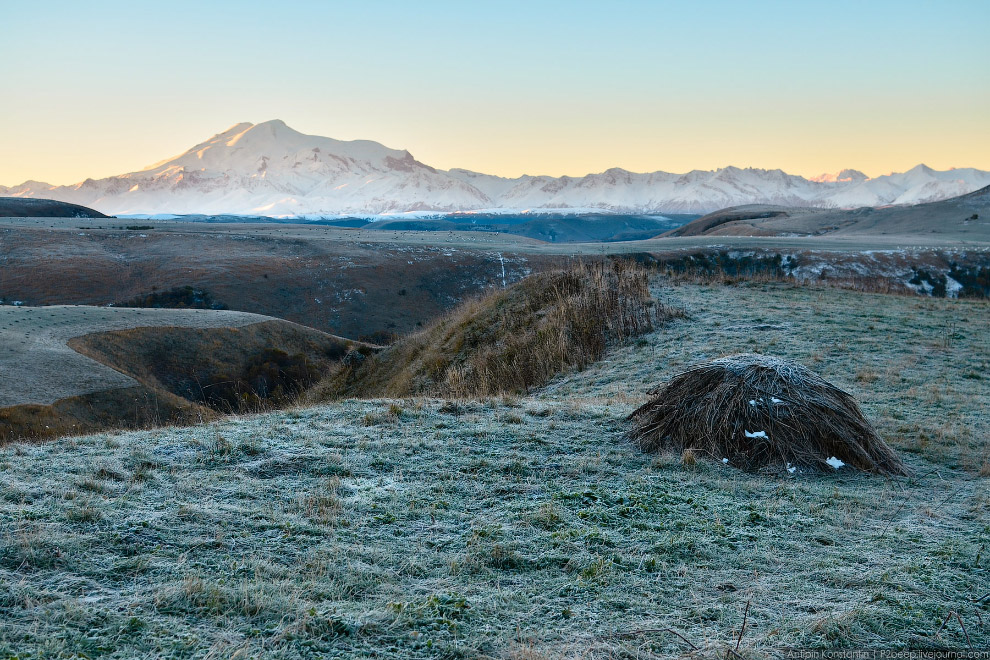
[1,281,987,657]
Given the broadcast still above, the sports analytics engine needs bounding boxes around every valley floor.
[1,282,988,657]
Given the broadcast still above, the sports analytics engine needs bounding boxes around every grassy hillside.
[69,320,361,412]
[0,281,987,656]
[0,386,211,443]
[310,261,680,399]
[668,186,990,240]
[0,307,363,442]
[0,219,555,339]
[0,306,274,410]
[2,216,988,343]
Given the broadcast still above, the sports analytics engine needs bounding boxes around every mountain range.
[4,120,990,216]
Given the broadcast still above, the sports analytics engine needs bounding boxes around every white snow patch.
[825,456,846,469]
[744,430,767,439]
[945,275,963,298]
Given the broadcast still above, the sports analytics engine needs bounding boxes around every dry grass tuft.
[309,260,682,399]
[629,353,908,476]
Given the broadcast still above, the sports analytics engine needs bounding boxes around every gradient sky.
[2,0,988,185]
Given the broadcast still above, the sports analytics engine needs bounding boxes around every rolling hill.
[667,185,990,239]
[0,197,109,218]
[0,305,363,441]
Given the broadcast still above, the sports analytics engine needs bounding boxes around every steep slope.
[309,262,677,400]
[810,169,869,183]
[467,166,819,213]
[4,120,990,215]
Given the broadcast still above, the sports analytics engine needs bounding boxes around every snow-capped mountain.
[809,169,868,184]
[4,120,989,216]
[1,121,489,216]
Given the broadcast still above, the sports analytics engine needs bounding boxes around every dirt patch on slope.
[667,187,990,239]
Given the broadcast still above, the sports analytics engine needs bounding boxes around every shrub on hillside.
[947,263,990,298]
[200,349,321,412]
[908,269,947,297]
[653,251,793,282]
[119,286,228,310]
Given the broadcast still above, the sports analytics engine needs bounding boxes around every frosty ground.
[1,281,987,657]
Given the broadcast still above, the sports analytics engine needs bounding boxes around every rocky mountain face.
[4,120,989,216]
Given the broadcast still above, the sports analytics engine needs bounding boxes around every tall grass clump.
[629,353,908,476]
[310,260,681,399]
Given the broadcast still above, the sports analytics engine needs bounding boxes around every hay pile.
[628,354,907,475]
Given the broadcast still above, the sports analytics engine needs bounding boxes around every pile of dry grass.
[309,260,681,399]
[628,354,908,475]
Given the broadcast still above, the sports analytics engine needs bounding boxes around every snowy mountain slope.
[809,169,868,184]
[5,121,493,216]
[4,121,989,215]
[822,165,990,208]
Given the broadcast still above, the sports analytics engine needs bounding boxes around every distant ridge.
[665,183,990,239]
[0,197,109,218]
[959,184,990,199]
[3,121,989,216]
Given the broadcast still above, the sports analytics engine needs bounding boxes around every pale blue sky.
[2,0,987,184]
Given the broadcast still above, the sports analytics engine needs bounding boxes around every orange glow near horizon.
[3,111,989,187]
[1,2,987,186]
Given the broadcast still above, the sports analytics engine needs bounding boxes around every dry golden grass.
[309,260,681,400]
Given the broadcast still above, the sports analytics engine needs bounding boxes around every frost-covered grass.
[1,282,988,657]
